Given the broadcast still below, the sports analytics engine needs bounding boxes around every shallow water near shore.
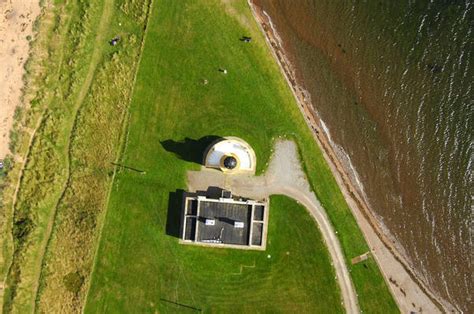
[254,0,473,311]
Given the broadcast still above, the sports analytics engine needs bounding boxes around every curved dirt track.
[187,140,359,313]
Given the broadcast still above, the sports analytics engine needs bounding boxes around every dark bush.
[13,217,33,241]
[63,272,84,294]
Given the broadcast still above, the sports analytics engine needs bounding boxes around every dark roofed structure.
[180,190,268,249]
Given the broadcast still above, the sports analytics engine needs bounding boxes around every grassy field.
[84,0,397,313]
[1,0,151,312]
[87,195,345,313]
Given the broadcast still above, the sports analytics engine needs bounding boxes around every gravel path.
[187,140,359,313]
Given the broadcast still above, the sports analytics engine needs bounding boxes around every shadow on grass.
[166,189,185,238]
[160,298,202,312]
[160,135,222,164]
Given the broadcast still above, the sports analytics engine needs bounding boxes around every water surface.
[254,0,473,311]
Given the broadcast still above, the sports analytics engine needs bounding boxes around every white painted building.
[204,137,256,173]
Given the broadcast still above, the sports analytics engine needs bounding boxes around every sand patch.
[0,0,40,159]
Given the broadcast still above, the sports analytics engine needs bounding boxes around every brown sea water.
[254,0,473,311]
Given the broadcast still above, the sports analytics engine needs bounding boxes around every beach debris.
[240,36,252,43]
[202,79,208,85]
[109,36,121,46]
[218,68,227,74]
[0,161,3,169]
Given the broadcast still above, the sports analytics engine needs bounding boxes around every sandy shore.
[0,0,40,160]
[248,1,457,313]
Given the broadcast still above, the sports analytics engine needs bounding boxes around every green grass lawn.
[87,194,344,313]
[85,0,397,313]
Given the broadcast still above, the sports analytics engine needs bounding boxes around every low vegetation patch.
[63,272,84,295]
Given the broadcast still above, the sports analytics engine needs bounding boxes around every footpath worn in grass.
[85,0,397,313]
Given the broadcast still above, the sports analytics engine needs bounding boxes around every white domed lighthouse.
[203,137,256,173]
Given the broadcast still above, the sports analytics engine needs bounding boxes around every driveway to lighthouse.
[188,140,359,314]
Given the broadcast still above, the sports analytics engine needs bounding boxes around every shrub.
[63,271,84,294]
